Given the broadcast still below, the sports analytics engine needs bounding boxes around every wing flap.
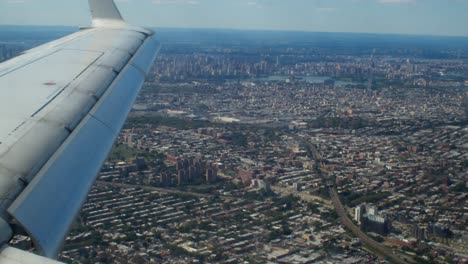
[7,35,160,258]
[8,115,116,258]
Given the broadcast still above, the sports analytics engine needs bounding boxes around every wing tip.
[89,0,123,21]
[89,0,126,28]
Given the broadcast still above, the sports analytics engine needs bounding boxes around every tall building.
[427,223,452,238]
[411,224,425,241]
[206,168,218,183]
[174,156,219,185]
[249,179,271,192]
[177,169,188,185]
[367,206,377,216]
[354,205,365,224]
[361,214,391,235]
[160,172,172,187]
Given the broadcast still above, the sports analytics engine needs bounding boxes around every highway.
[288,133,411,264]
[329,187,410,264]
[100,134,412,263]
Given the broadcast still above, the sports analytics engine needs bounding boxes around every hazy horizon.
[2,24,468,40]
[0,0,467,37]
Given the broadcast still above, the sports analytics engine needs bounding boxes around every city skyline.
[0,0,468,37]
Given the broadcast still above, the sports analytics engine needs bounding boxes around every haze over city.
[1,0,468,36]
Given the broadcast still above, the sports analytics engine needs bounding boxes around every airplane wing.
[0,0,159,261]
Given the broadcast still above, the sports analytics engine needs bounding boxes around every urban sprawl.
[2,31,467,264]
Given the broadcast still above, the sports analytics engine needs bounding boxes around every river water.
[233,75,360,86]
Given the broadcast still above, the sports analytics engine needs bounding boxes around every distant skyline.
[0,0,468,37]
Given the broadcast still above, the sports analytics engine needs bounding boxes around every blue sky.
[0,0,467,37]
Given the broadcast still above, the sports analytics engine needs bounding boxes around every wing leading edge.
[0,0,159,260]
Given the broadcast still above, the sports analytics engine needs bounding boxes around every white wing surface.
[0,0,159,260]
